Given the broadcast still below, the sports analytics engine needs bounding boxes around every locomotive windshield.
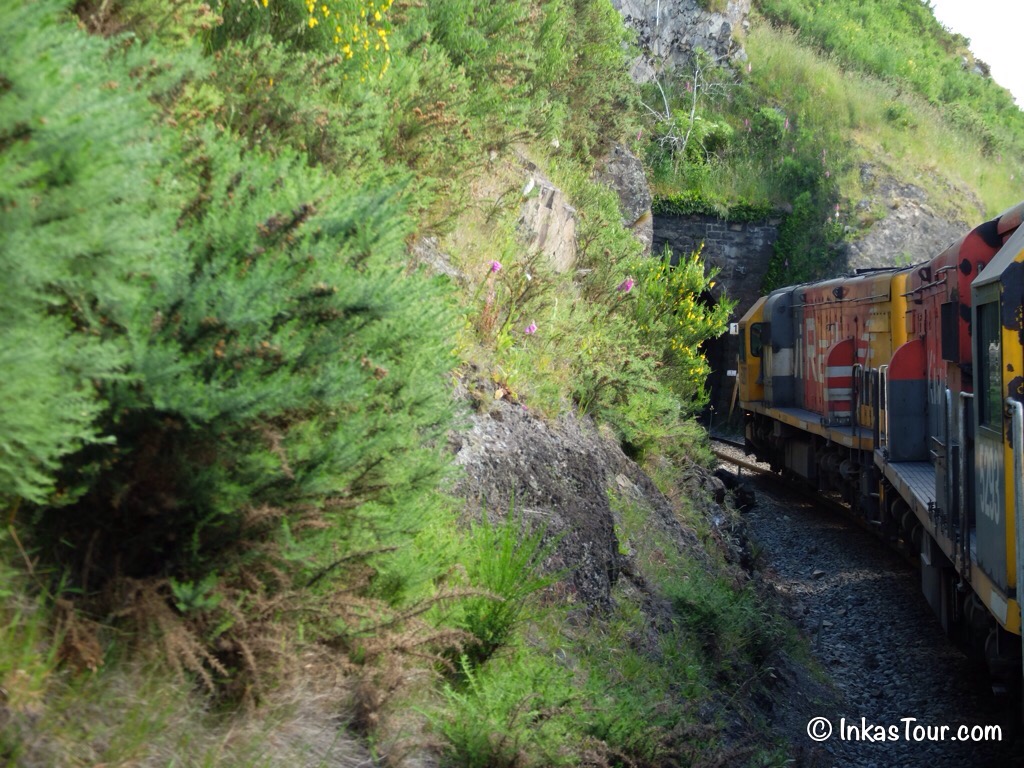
[749,322,764,358]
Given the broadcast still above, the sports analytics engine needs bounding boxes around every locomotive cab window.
[749,322,765,358]
[977,302,1002,430]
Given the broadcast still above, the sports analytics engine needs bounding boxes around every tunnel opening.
[696,288,741,435]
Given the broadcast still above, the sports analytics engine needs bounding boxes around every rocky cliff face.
[595,143,654,253]
[450,390,719,610]
[612,0,751,74]
[845,165,978,271]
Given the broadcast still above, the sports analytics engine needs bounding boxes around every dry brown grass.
[4,568,482,767]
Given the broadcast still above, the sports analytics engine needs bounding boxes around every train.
[736,200,1024,692]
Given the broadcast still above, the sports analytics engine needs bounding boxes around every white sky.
[927,0,1024,106]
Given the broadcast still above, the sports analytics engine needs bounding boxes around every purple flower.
[747,62,752,74]
[784,117,790,131]
[524,322,537,335]
[617,277,635,293]
[489,260,502,273]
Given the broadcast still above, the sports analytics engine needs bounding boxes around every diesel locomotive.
[737,200,1024,689]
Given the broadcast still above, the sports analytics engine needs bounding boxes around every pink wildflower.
[747,62,752,74]
[784,117,790,131]
[617,277,635,293]
[524,322,537,335]
[825,170,830,178]
[489,260,502,273]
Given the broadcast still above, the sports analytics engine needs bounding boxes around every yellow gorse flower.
[260,0,391,77]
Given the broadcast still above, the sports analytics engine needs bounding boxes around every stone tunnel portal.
[652,212,780,427]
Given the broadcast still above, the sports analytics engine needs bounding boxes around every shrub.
[0,0,180,506]
[436,650,579,768]
[883,100,917,129]
[628,247,734,411]
[3,3,457,591]
[763,191,845,290]
[40,131,457,582]
[458,510,561,666]
[653,192,774,222]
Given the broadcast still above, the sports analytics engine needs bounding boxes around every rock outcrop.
[451,392,708,610]
[518,163,578,273]
[410,236,464,283]
[612,0,751,73]
[595,143,654,253]
[845,165,977,271]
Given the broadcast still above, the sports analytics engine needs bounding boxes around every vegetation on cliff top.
[647,0,1023,288]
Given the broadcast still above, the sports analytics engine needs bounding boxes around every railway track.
[709,433,899,541]
[710,433,1023,765]
[709,435,766,476]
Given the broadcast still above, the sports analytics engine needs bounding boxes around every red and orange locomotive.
[738,201,1024,688]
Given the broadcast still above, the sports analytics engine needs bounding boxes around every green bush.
[0,0,179,505]
[629,247,734,411]
[883,100,917,129]
[749,105,789,152]
[42,132,456,579]
[553,0,639,159]
[653,192,774,222]
[436,650,579,768]
[763,190,845,290]
[459,510,561,666]
[2,3,457,590]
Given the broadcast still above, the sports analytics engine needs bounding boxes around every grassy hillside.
[646,0,1023,287]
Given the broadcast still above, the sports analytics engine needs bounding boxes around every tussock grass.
[743,22,1020,218]
[649,14,1021,290]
